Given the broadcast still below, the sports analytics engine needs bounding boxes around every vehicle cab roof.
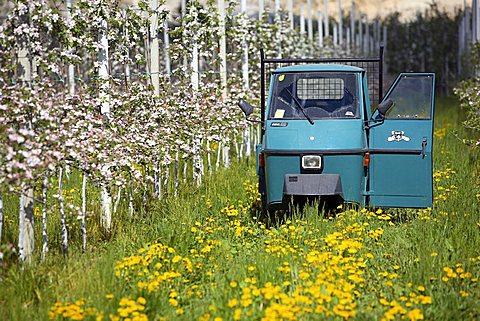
[272,64,364,73]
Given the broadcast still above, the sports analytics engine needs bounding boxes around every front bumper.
[283,174,344,199]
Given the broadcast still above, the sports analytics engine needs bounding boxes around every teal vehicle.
[239,48,435,215]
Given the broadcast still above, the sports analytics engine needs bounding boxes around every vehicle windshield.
[268,72,360,120]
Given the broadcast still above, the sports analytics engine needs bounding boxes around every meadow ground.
[0,97,479,321]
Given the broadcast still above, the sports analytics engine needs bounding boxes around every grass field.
[0,97,479,321]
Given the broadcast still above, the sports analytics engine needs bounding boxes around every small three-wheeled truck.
[239,47,435,215]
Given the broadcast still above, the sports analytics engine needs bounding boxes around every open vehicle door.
[369,73,435,208]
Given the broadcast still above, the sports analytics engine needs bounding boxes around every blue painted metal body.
[257,64,435,210]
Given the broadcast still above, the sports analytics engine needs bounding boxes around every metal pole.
[260,49,265,139]
[379,45,384,104]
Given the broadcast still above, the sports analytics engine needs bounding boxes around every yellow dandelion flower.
[168,298,179,307]
[408,308,424,321]
[228,299,238,308]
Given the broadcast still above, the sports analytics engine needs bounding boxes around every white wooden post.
[324,0,329,38]
[288,0,294,30]
[300,5,306,35]
[350,1,355,48]
[318,10,324,47]
[191,6,199,91]
[123,9,131,84]
[150,0,160,95]
[164,17,171,75]
[475,0,480,42]
[241,0,251,157]
[181,0,186,17]
[219,0,227,100]
[275,0,280,15]
[383,25,388,49]
[358,14,363,54]
[333,23,338,46]
[258,0,264,19]
[181,0,188,68]
[99,10,110,116]
[275,0,282,58]
[241,0,249,90]
[346,27,351,54]
[66,0,75,95]
[473,0,476,42]
[338,0,343,46]
[365,14,369,55]
[307,0,313,41]
[465,7,471,47]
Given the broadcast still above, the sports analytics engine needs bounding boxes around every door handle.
[421,137,427,158]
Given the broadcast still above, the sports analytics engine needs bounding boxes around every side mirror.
[238,100,254,117]
[376,99,394,118]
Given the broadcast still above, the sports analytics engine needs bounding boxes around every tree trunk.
[174,151,179,196]
[129,182,134,218]
[59,167,68,257]
[0,195,3,246]
[41,172,49,261]
[81,172,87,253]
[100,185,112,232]
[19,187,35,263]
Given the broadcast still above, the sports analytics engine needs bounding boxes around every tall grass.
[0,97,478,321]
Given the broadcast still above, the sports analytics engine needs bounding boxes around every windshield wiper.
[284,88,314,125]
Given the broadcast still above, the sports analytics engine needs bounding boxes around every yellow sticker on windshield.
[274,109,285,118]
[279,75,285,81]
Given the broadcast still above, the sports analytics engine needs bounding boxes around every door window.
[384,74,433,120]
